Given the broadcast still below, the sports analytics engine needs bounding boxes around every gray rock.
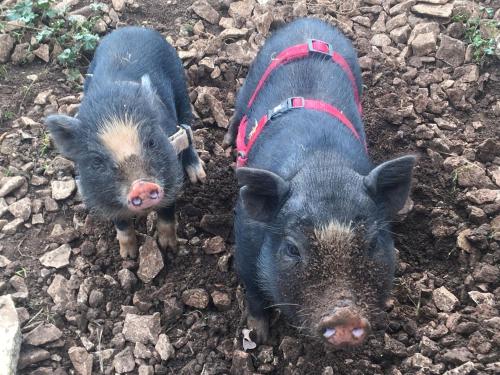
[443,362,475,375]
[386,13,407,32]
[68,346,93,375]
[465,189,498,204]
[182,288,209,309]
[408,22,440,45]
[117,269,137,291]
[88,290,104,307]
[0,295,21,374]
[2,218,24,235]
[11,43,32,65]
[230,350,255,375]
[51,179,77,200]
[412,3,453,17]
[411,32,437,56]
[134,342,152,359]
[473,263,499,283]
[122,313,161,345]
[390,25,411,44]
[0,197,8,217]
[44,197,59,212]
[420,336,439,357]
[191,0,220,24]
[112,0,125,12]
[9,275,28,301]
[0,176,25,197]
[17,348,50,369]
[442,347,474,365]
[211,291,231,311]
[47,274,73,305]
[137,236,164,283]
[432,286,459,312]
[436,34,465,67]
[33,44,50,62]
[23,323,63,346]
[113,347,135,374]
[455,164,494,188]
[0,255,11,267]
[228,1,255,19]
[0,34,15,63]
[389,0,416,15]
[39,244,71,269]
[371,33,392,47]
[203,236,226,254]
[454,64,479,83]
[138,365,154,375]
[371,12,386,33]
[155,334,175,361]
[403,353,433,369]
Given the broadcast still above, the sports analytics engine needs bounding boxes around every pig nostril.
[149,190,159,199]
[323,328,336,339]
[131,197,142,206]
[352,328,364,339]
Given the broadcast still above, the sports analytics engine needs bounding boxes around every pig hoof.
[185,159,206,184]
[116,228,138,259]
[248,315,269,344]
[222,131,235,148]
[157,219,177,251]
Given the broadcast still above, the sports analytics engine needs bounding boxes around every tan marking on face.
[98,116,142,163]
[314,221,354,248]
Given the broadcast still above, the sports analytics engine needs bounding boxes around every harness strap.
[236,38,365,168]
[236,97,366,167]
[247,39,362,113]
[169,124,193,155]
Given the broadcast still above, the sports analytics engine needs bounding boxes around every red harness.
[236,39,366,167]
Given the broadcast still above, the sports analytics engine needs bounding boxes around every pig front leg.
[181,145,206,184]
[114,219,138,259]
[157,205,177,251]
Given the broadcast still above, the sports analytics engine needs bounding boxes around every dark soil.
[1,0,499,375]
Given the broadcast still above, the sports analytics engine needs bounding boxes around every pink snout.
[127,180,164,212]
[319,307,371,348]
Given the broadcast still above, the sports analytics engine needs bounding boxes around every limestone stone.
[0,295,21,374]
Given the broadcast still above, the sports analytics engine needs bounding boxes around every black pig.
[45,27,205,258]
[227,18,415,348]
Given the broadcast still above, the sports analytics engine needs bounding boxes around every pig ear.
[363,155,416,216]
[140,74,156,100]
[45,114,82,159]
[236,167,290,222]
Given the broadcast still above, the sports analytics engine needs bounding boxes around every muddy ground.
[0,0,499,374]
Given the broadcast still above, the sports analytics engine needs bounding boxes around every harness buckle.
[268,97,305,120]
[307,39,333,55]
[287,96,305,109]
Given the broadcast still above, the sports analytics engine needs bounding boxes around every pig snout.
[318,306,371,348]
[127,180,164,211]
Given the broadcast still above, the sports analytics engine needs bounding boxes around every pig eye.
[147,138,157,149]
[283,242,301,259]
[91,156,104,169]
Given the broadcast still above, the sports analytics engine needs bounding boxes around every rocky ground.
[0,0,499,374]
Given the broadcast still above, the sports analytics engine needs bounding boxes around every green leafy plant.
[3,0,106,66]
[454,7,499,64]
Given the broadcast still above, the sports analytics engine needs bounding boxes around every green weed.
[453,7,499,64]
[3,0,106,66]
[39,131,51,156]
[15,267,28,278]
